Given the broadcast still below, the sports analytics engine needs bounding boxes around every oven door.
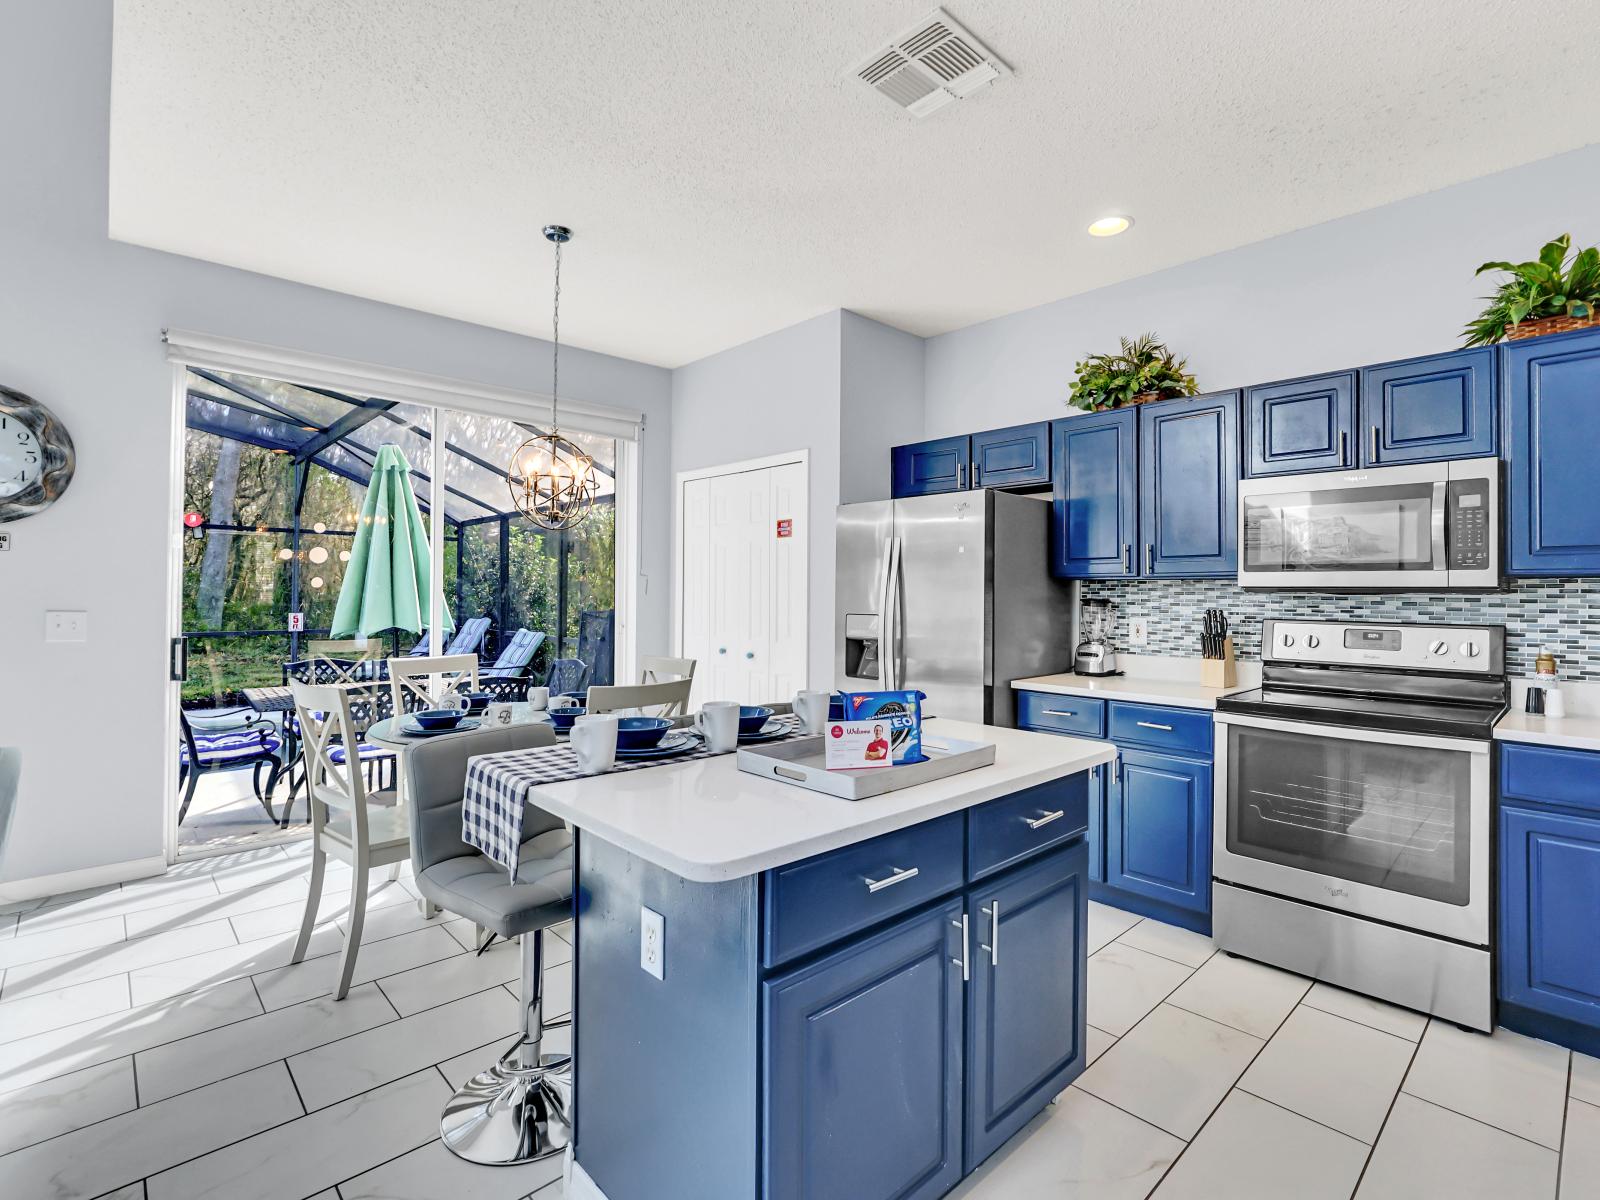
[1238,461,1448,589]
[1212,712,1489,945]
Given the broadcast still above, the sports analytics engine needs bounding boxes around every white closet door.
[707,468,772,704]
[767,461,807,702]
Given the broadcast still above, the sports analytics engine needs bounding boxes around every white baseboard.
[568,1157,607,1200]
[0,854,167,904]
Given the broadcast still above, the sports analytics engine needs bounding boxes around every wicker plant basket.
[1128,390,1165,405]
[1504,312,1600,341]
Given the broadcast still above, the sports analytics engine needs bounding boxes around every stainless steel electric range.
[1212,619,1508,1031]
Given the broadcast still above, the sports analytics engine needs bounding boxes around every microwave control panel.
[1263,620,1504,674]
[1448,478,1492,571]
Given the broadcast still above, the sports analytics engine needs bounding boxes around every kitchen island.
[520,719,1115,1200]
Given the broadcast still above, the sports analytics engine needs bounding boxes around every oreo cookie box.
[824,690,926,770]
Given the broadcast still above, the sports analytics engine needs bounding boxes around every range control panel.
[1262,620,1503,674]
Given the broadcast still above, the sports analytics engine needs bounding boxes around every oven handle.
[1212,710,1491,754]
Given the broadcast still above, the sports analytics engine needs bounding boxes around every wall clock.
[0,385,75,523]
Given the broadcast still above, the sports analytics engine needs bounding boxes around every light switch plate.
[45,611,88,643]
[640,906,664,981]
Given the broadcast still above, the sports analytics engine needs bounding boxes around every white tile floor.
[3,856,1596,1200]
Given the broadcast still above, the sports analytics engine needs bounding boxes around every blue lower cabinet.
[1105,749,1212,916]
[763,899,965,1200]
[1500,804,1600,1031]
[964,842,1088,1170]
[1087,763,1106,883]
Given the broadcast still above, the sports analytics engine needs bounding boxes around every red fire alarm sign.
[776,519,793,538]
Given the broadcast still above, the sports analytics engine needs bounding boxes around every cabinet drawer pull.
[1145,543,1154,574]
[1042,708,1077,717]
[1122,543,1131,573]
[956,461,966,489]
[865,865,919,893]
[1339,430,1349,466]
[952,915,970,981]
[972,459,981,488]
[1024,809,1065,830]
[1370,425,1380,462]
[1135,721,1174,732]
[980,901,999,966]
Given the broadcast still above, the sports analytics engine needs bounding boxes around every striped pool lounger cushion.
[182,729,282,764]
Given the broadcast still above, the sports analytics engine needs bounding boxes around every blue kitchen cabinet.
[1139,391,1240,578]
[1359,347,1497,465]
[1052,409,1137,577]
[964,842,1089,1169]
[1498,743,1600,1057]
[1105,748,1212,920]
[763,899,965,1200]
[1245,370,1356,477]
[892,435,972,497]
[1503,328,1600,575]
[971,421,1051,489]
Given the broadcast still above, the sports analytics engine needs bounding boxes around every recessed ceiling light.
[1087,215,1133,238]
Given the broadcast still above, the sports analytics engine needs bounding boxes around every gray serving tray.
[736,733,996,800]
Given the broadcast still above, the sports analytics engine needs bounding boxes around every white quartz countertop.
[517,719,1117,882]
[1494,711,1600,753]
[1011,672,1254,711]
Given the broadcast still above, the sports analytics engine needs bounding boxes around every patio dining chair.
[545,658,590,697]
[389,653,482,715]
[177,708,284,826]
[481,629,546,680]
[277,682,397,825]
[289,680,415,1000]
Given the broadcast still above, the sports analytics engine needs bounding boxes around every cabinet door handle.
[1145,543,1154,574]
[1024,809,1065,830]
[1042,708,1077,717]
[1339,430,1349,466]
[1136,720,1174,731]
[1121,544,1131,574]
[980,902,1000,966]
[1370,426,1380,463]
[865,865,919,893]
[952,915,970,981]
[956,461,966,489]
[972,459,981,488]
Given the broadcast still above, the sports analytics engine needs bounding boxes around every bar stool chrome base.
[441,1046,573,1165]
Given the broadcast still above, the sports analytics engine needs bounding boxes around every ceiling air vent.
[854,8,1009,119]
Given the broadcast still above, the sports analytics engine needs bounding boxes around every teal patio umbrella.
[330,445,453,640]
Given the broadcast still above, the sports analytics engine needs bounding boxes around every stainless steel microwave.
[1237,457,1500,591]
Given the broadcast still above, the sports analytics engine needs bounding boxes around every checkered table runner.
[462,714,807,879]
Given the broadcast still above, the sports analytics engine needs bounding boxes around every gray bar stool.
[404,722,573,1165]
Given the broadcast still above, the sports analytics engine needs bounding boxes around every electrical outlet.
[640,906,664,980]
[45,611,88,643]
[1129,618,1149,647]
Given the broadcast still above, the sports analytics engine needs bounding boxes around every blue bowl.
[616,716,673,750]
[738,705,774,736]
[461,691,493,715]
[412,708,465,731]
[547,706,586,732]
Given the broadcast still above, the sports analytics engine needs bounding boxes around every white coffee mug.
[527,686,550,712]
[696,701,741,754]
[569,714,619,775]
[549,693,578,710]
[793,689,831,735]
[483,702,515,729]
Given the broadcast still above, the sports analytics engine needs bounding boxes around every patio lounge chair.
[481,629,546,680]
[177,708,284,825]
[404,616,492,659]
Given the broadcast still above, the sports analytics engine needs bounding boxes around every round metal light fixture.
[508,225,597,531]
[1087,215,1133,238]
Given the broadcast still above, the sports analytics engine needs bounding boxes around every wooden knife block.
[1200,637,1237,689]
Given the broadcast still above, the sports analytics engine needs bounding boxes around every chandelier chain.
[551,239,561,432]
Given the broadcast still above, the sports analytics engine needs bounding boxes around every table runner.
[463,714,807,879]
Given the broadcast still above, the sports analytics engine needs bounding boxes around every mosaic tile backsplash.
[1079,578,1600,682]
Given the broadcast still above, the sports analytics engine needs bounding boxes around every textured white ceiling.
[110,1,1600,368]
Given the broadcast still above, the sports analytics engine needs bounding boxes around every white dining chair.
[640,655,696,687]
[388,653,481,716]
[289,680,415,1000]
[585,677,694,717]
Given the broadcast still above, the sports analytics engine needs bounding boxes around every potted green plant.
[1067,334,1199,413]
[1463,233,1600,346]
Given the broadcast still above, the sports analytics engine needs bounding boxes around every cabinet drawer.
[1108,702,1212,756]
[762,812,966,969]
[1501,744,1600,815]
[1016,691,1106,738]
[969,774,1089,882]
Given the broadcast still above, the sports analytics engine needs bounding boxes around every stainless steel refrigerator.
[835,490,1076,725]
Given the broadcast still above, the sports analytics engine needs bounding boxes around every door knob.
[718,647,727,655]
[745,652,754,660]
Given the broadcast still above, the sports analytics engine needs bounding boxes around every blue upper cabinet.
[1359,347,1497,466]
[1139,391,1240,578]
[1245,370,1356,477]
[1504,328,1600,576]
[970,422,1051,489]
[1052,409,1137,578]
[892,435,971,497]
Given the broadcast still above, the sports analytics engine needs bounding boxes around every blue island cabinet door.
[1504,329,1600,575]
[1245,371,1356,477]
[892,436,971,498]
[970,422,1051,489]
[1139,391,1240,578]
[763,899,964,1200]
[1052,410,1137,578]
[964,841,1089,1170]
[1359,347,1496,466]
[1106,749,1212,915]
[1500,804,1600,1028]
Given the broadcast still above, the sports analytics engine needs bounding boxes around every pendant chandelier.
[508,224,598,531]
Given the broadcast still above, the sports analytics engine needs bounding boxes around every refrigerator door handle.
[884,536,904,690]
[872,540,894,688]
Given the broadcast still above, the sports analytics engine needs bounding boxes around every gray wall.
[924,145,1600,438]
[0,2,673,887]
[839,311,925,504]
